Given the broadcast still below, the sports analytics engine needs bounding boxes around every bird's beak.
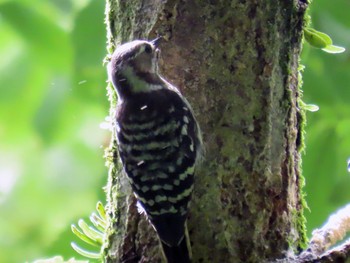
[150,36,163,48]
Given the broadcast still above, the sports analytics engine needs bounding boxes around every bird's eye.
[144,45,153,54]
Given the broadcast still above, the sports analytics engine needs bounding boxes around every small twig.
[273,203,350,263]
[297,239,350,263]
[308,203,350,255]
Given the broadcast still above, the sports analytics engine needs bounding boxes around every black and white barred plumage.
[108,38,201,263]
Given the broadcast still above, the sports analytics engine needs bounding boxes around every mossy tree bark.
[103,1,308,262]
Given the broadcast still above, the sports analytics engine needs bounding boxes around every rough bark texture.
[103,1,308,262]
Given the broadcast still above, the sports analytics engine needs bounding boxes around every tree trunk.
[103,1,308,262]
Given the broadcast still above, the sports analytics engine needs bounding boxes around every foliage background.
[0,0,349,262]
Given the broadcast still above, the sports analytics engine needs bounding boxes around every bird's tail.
[161,237,191,263]
[160,224,192,263]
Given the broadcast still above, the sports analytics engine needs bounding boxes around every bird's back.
[116,88,198,247]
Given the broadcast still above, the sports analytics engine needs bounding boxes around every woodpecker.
[107,38,202,263]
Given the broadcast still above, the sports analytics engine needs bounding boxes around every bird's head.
[108,38,163,97]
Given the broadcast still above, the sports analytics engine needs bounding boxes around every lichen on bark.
[103,0,308,262]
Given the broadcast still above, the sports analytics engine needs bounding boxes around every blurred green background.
[0,0,108,262]
[302,0,350,238]
[0,0,349,262]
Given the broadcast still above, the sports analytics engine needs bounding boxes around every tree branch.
[274,204,350,263]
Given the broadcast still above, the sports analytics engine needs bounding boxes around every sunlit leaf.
[322,45,346,54]
[90,213,107,232]
[304,104,320,112]
[71,225,100,248]
[71,243,101,259]
[77,219,103,245]
[96,201,106,221]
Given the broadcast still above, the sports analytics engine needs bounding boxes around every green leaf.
[299,100,319,112]
[306,28,333,45]
[304,104,320,112]
[304,28,332,48]
[78,219,103,245]
[96,202,107,221]
[322,45,346,54]
[71,225,100,248]
[90,213,107,232]
[71,243,101,259]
